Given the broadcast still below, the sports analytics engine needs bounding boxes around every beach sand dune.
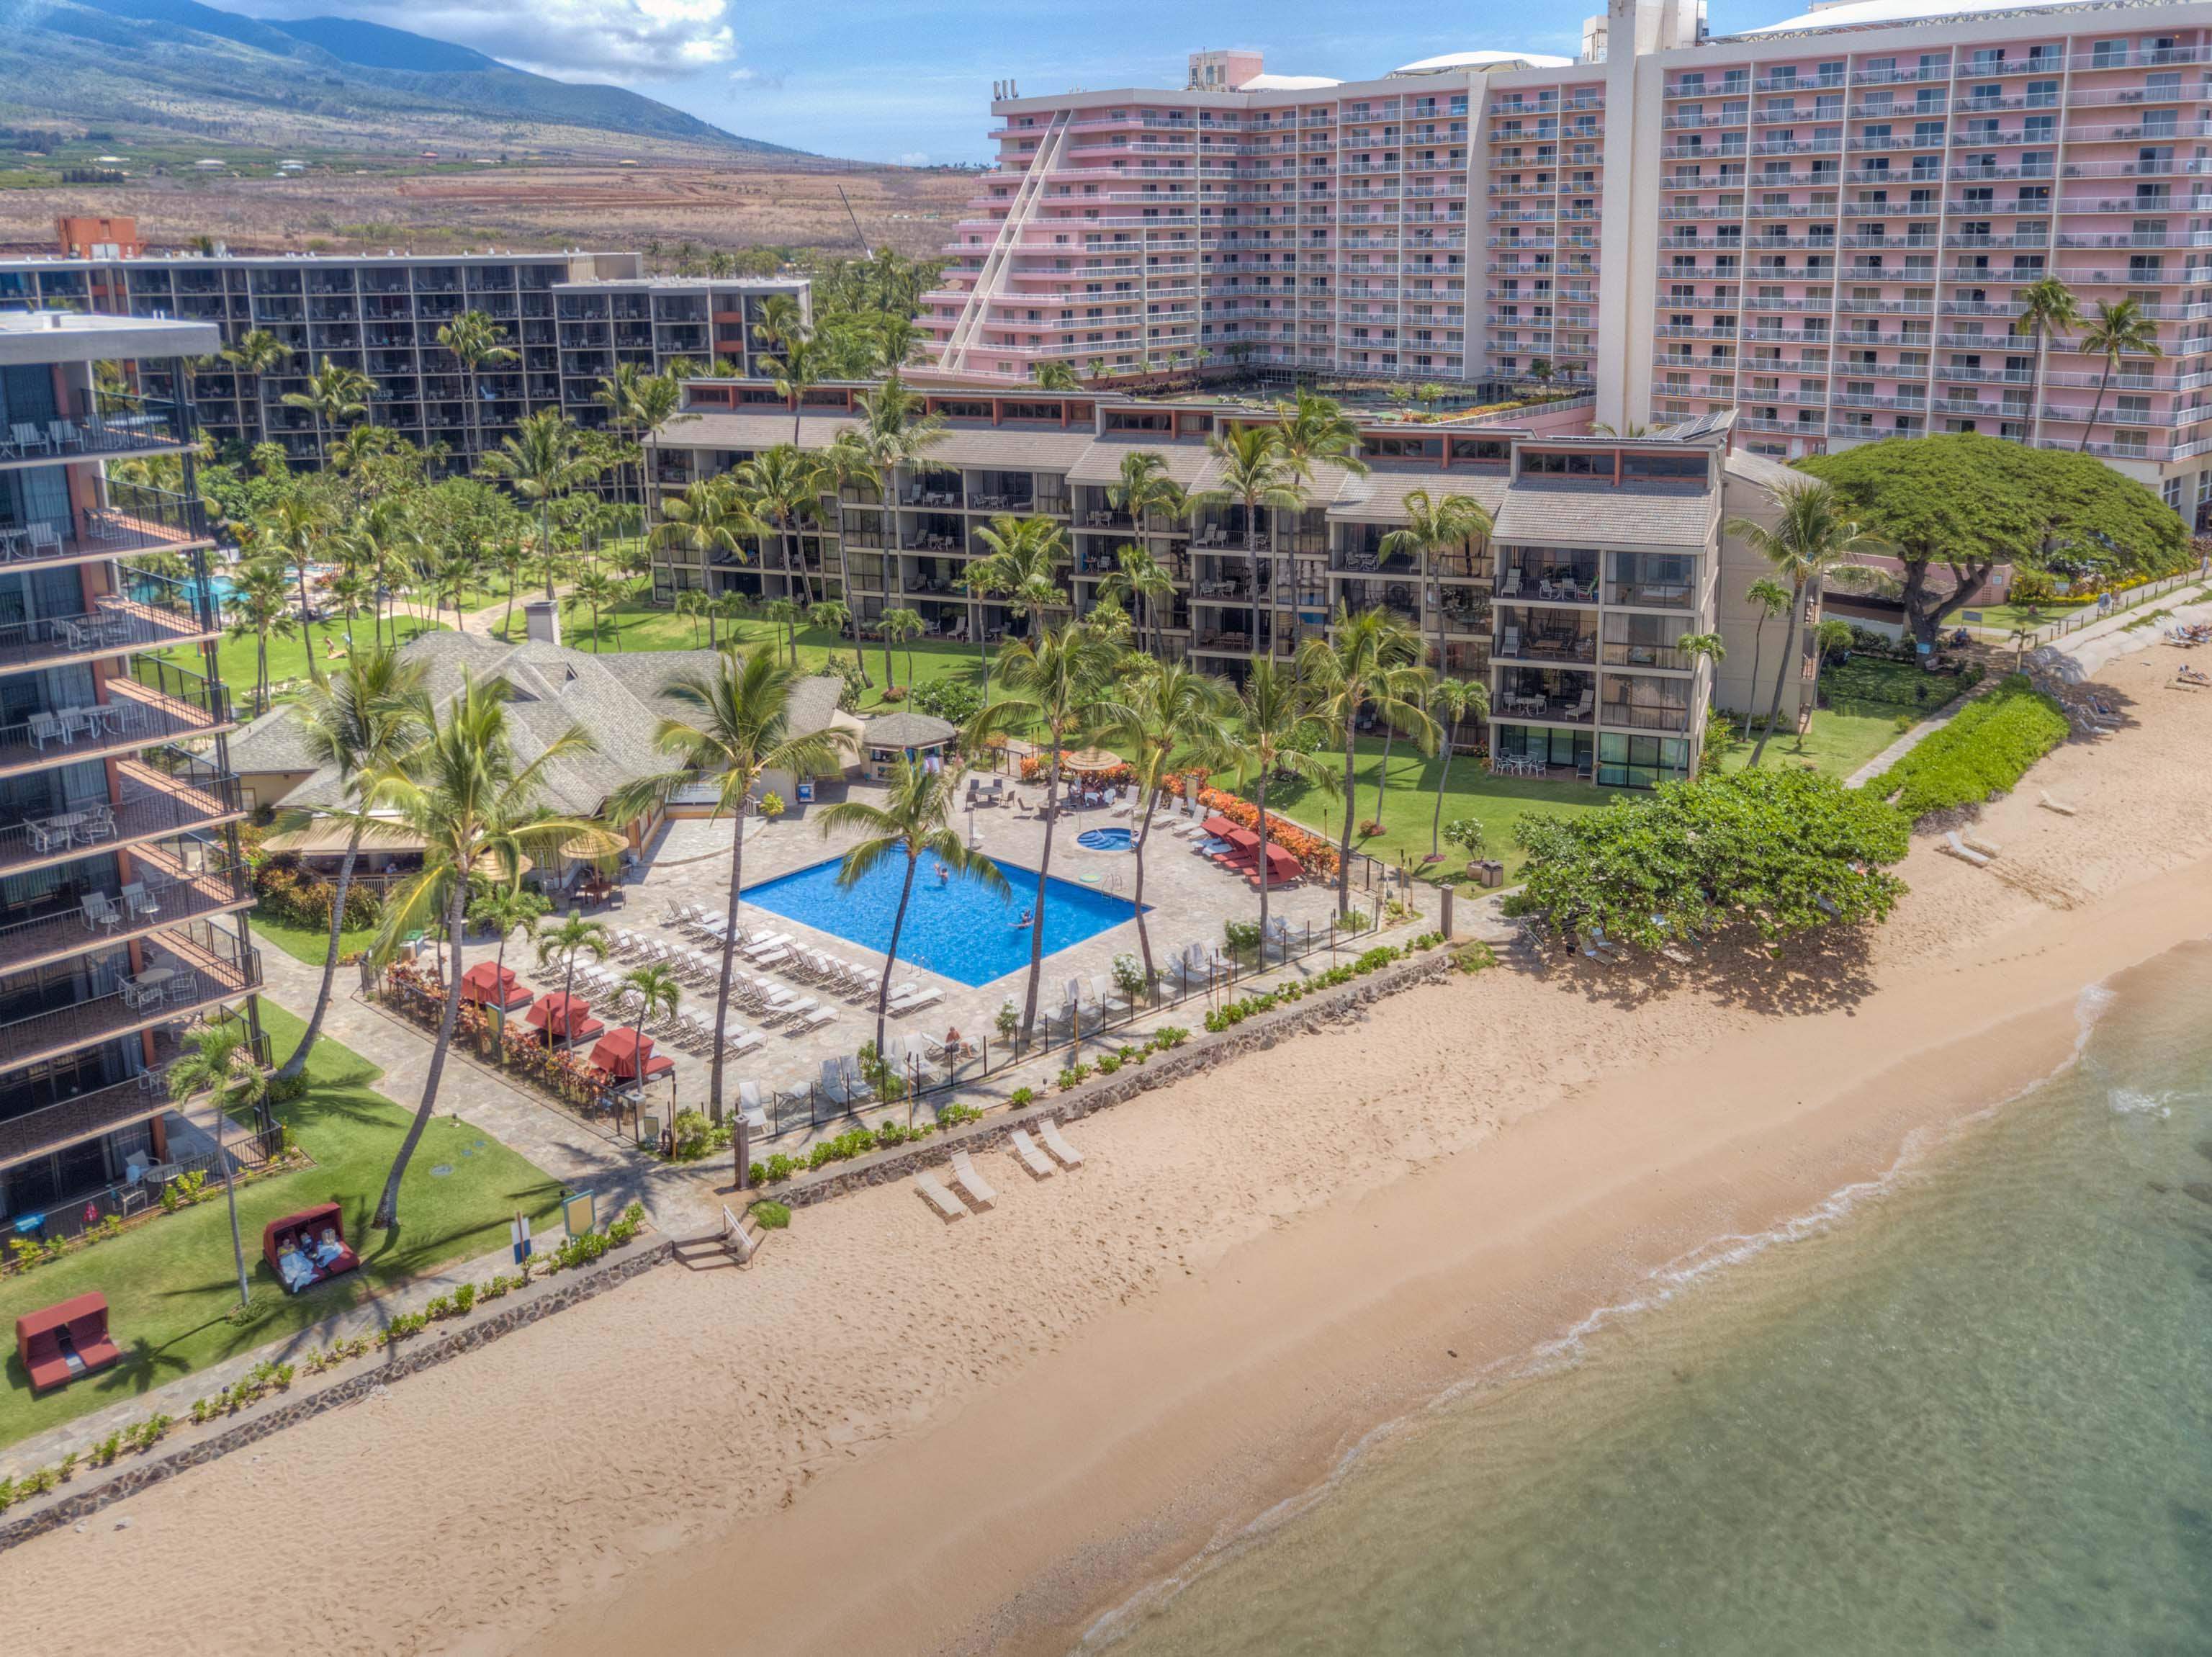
[4,646,2210,1657]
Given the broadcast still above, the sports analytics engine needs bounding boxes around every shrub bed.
[1201,936,1442,1030]
[1883,675,2070,819]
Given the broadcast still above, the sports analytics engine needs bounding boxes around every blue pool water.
[740,851,1146,988]
[1076,827,1135,852]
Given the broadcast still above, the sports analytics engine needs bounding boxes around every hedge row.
[1884,675,2070,819]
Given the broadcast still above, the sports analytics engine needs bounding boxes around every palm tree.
[1226,659,1337,944]
[655,476,761,601]
[166,1021,266,1308]
[1726,477,1892,765]
[752,293,804,357]
[1740,578,1793,733]
[760,596,804,664]
[1424,676,1489,861]
[1274,390,1371,485]
[882,606,926,691]
[369,672,599,1226]
[1380,487,1493,678]
[2013,276,2083,451]
[730,444,828,608]
[1298,608,1438,918]
[1805,619,1856,733]
[628,372,683,511]
[570,567,623,651]
[220,327,291,448]
[1193,424,1305,611]
[835,373,947,660]
[466,882,547,1061]
[613,963,682,1117]
[967,513,1068,648]
[1099,660,1235,984]
[673,588,708,647]
[966,621,1128,1043]
[271,647,428,1079]
[282,356,372,464]
[820,759,1008,1057]
[224,557,292,714]
[2074,297,2163,452]
[534,912,611,1033]
[593,363,649,513]
[1033,360,1081,390]
[809,598,863,680]
[258,493,329,683]
[1104,449,1186,655]
[764,333,826,445]
[437,310,518,469]
[480,409,599,599]
[607,650,852,1167]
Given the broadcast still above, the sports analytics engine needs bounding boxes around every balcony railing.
[0,757,240,881]
[0,657,230,779]
[3,854,252,974]
[0,392,189,465]
[0,919,261,1071]
[1602,699,1693,733]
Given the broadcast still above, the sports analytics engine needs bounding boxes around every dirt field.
[0,158,976,260]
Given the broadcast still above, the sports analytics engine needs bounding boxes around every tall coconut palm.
[654,476,762,603]
[2013,276,2082,451]
[882,606,927,691]
[1274,390,1371,484]
[271,646,428,1079]
[1726,477,1892,765]
[534,912,611,1035]
[830,377,947,675]
[764,333,826,445]
[437,309,518,468]
[1098,660,1236,984]
[760,596,804,664]
[1424,676,1489,861]
[730,444,828,608]
[1298,607,1439,919]
[1100,540,1177,660]
[966,621,1128,1043]
[570,566,623,651]
[752,293,805,357]
[166,1021,266,1308]
[809,599,864,681]
[593,363,649,514]
[608,649,853,1175]
[1225,659,1338,944]
[2074,297,2163,452]
[258,492,330,682]
[967,513,1068,650]
[480,408,599,599]
[612,963,682,1119]
[1032,360,1081,390]
[1740,577,1793,734]
[281,356,372,465]
[369,673,599,1227]
[220,327,291,449]
[820,759,1009,1058]
[1192,423,1305,613]
[1104,449,1186,654]
[1380,487,1493,681]
[223,557,292,714]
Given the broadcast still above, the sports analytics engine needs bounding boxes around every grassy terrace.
[249,908,377,967]
[0,1005,562,1451]
[1716,653,1971,783]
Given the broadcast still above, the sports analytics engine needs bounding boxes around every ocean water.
[1090,942,2212,1657]
[740,852,1143,988]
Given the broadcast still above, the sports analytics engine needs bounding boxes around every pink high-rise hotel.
[925,0,2212,511]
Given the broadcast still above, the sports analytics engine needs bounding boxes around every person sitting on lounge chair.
[276,1239,316,1292]
[2181,665,2211,687]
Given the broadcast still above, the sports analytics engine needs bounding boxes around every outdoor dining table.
[120,967,175,1008]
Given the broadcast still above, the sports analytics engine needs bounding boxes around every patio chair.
[914,1171,966,1221]
[948,1150,997,1210]
[725,1028,766,1059]
[27,711,63,750]
[81,892,121,932]
[166,971,199,1004]
[1039,1118,1085,1169]
[11,421,50,454]
[1089,973,1132,1018]
[738,1079,769,1132]
[27,522,63,559]
[1007,1127,1056,1180]
[799,1003,838,1031]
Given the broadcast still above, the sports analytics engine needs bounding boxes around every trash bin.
[1478,860,1505,889]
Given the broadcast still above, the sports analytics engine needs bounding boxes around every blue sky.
[233,0,1809,163]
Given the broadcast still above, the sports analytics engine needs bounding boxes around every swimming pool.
[1076,827,1135,852]
[740,851,1146,988]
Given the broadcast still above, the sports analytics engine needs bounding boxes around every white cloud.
[896,150,930,166]
[233,0,737,81]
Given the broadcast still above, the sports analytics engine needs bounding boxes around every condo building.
[0,312,266,1233]
[927,0,2212,513]
[645,380,1805,792]
[0,230,809,465]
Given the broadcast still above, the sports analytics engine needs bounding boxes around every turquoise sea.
[1088,942,2212,1656]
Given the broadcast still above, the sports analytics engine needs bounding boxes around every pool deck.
[501,787,1367,1144]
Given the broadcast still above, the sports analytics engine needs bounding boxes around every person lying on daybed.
[276,1240,318,1293]
[312,1226,346,1267]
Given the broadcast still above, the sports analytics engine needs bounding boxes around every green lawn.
[248,907,376,968]
[0,1004,563,1452]
[1716,654,1969,782]
[170,612,447,711]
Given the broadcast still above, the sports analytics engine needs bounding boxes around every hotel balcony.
[1496,666,1596,725]
[0,917,261,1072]
[1601,678,1695,734]
[0,659,233,781]
[4,847,253,975]
[0,393,192,470]
[1495,605,1596,666]
[0,577,217,675]
[0,482,211,572]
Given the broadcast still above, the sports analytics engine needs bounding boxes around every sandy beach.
[4,637,2210,1656]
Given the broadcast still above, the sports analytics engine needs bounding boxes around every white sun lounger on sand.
[914,1172,966,1221]
[949,1150,997,1208]
[720,1205,765,1264]
[1039,1118,1085,1169]
[1941,831,1992,868]
[1007,1126,1056,1179]
[2038,791,2078,817]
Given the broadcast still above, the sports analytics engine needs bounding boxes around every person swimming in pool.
[1011,907,1032,928]
[936,863,950,886]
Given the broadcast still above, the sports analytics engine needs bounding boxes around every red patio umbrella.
[459,960,532,1011]
[524,992,605,1045]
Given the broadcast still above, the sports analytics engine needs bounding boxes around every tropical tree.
[967,513,1068,647]
[1032,360,1081,390]
[764,332,827,445]
[760,596,805,664]
[220,327,291,447]
[966,621,1128,1043]
[1380,487,1493,682]
[570,566,624,651]
[1725,477,1892,765]
[592,362,649,513]
[222,557,293,714]
[1274,390,1371,485]
[2074,297,2163,452]
[369,672,599,1226]
[271,647,428,1079]
[166,1020,266,1308]
[534,912,611,1030]
[881,606,927,690]
[437,310,518,467]
[752,293,805,356]
[1740,578,1794,731]
[281,356,372,464]
[466,882,549,1061]
[729,444,828,608]
[1298,607,1439,918]
[2013,276,2083,450]
[479,409,599,599]
[1193,423,1305,603]
[809,598,863,681]
[654,475,760,602]
[1424,676,1489,861]
[1103,449,1186,654]
[607,649,852,1173]
[1098,660,1235,984]
[1225,659,1338,944]
[832,373,947,668]
[1102,540,1177,660]
[258,492,330,683]
[819,759,1009,1056]
[1805,618,1856,727]
[613,964,682,1117]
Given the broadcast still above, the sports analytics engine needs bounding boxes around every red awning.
[1201,813,1240,838]
[459,961,531,1010]
[588,1028,658,1080]
[524,993,603,1042]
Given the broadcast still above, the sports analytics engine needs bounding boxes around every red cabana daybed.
[524,992,606,1046]
[588,1029,677,1084]
[263,1202,360,1295]
[459,961,534,1012]
[1200,813,1241,840]
[1246,844,1304,887]
[1211,826,1262,868]
[15,1291,121,1393]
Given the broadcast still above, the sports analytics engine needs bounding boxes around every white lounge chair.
[915,1172,966,1221]
[719,1205,764,1265]
[948,1150,997,1209]
[1941,831,1991,868]
[887,984,943,1017]
[742,932,793,958]
[1007,1126,1056,1179]
[2038,791,2078,817]
[738,1080,768,1133]
[1089,973,1131,1018]
[799,1004,838,1031]
[1039,1118,1085,1169]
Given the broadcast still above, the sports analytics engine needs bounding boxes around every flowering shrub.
[1193,787,1340,879]
[254,853,382,933]
[1018,755,1134,790]
[384,964,611,1110]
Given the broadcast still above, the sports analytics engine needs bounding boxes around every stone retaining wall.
[0,1237,672,1553]
[775,948,1462,1208]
